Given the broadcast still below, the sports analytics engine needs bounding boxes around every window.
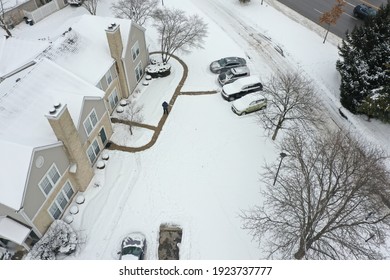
[135,61,143,82]
[108,88,119,110]
[131,41,140,61]
[105,70,113,86]
[99,127,107,144]
[39,165,60,196]
[48,181,75,220]
[49,203,61,220]
[87,139,101,164]
[83,109,98,136]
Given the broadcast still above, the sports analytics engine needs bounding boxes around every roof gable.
[40,15,133,85]
[0,58,104,210]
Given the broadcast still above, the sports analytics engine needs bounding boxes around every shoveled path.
[107,54,217,153]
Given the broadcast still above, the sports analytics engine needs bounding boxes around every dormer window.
[83,109,98,136]
[39,164,61,196]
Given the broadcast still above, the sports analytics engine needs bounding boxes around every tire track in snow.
[99,153,143,259]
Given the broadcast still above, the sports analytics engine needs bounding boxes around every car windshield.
[122,246,142,257]
[367,8,376,16]
[219,58,227,66]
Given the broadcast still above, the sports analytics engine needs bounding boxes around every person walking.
[162,101,169,115]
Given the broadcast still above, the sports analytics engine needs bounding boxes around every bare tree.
[0,0,12,37]
[152,8,208,63]
[319,0,346,43]
[241,129,390,259]
[111,0,158,26]
[82,0,100,16]
[122,93,144,135]
[258,71,323,141]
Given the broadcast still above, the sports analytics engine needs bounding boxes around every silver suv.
[218,66,250,86]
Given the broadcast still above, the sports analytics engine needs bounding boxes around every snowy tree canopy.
[336,2,390,122]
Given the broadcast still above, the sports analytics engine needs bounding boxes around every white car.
[119,233,146,260]
[221,76,263,101]
[231,93,267,115]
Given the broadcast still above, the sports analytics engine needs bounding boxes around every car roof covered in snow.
[222,76,261,94]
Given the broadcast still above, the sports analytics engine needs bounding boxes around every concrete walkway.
[107,54,217,153]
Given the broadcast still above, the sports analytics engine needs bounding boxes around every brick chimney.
[46,103,93,191]
[105,23,130,98]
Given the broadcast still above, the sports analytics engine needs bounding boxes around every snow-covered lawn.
[4,0,390,259]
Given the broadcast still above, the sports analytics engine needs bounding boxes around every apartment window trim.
[105,70,113,86]
[48,180,75,220]
[135,61,143,82]
[131,41,140,61]
[83,109,99,136]
[108,88,119,111]
[86,138,101,164]
[38,164,61,197]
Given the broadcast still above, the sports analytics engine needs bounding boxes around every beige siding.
[32,171,79,235]
[78,99,108,144]
[23,145,70,220]
[82,111,113,163]
[123,23,149,94]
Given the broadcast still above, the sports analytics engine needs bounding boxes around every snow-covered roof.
[40,15,133,85]
[2,0,30,12]
[0,58,104,211]
[0,36,50,78]
[0,216,30,245]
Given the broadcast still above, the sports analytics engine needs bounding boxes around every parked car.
[231,93,267,115]
[119,233,146,260]
[221,76,263,101]
[218,66,250,85]
[210,57,246,74]
[68,0,83,6]
[353,4,377,19]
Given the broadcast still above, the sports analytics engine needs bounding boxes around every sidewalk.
[107,53,217,153]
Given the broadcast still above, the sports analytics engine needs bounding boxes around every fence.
[23,0,65,24]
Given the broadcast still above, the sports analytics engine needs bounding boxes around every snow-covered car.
[231,93,267,115]
[210,57,246,74]
[68,0,83,6]
[353,4,377,19]
[218,66,250,85]
[221,76,263,101]
[120,233,146,260]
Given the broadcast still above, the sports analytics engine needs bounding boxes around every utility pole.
[273,152,287,186]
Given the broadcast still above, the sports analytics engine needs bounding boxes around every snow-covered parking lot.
[4,0,390,260]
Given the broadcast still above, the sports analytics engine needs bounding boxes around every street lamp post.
[273,152,287,186]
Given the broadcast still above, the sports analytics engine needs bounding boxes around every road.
[277,0,388,38]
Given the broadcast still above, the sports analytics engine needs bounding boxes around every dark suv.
[353,4,377,19]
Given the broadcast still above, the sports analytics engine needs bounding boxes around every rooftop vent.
[49,107,57,115]
[54,102,61,109]
[107,23,117,30]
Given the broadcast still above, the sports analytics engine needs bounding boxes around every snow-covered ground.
[4,0,390,259]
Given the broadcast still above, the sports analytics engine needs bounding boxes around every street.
[277,0,388,38]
